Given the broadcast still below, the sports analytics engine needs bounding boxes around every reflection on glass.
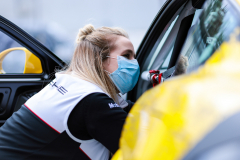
[0,30,42,74]
[0,31,25,74]
[2,50,25,73]
[176,0,239,74]
[0,31,22,52]
[147,15,179,71]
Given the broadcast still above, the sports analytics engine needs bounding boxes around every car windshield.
[177,0,240,73]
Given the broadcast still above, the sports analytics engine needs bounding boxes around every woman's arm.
[124,100,134,113]
[85,93,127,154]
[68,93,128,154]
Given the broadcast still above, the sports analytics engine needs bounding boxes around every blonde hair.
[62,24,129,103]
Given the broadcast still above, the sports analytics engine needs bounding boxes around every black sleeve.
[68,93,127,154]
[123,100,135,113]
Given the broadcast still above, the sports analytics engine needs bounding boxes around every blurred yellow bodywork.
[237,0,240,5]
[0,47,42,74]
[112,32,240,160]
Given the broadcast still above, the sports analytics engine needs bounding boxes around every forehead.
[109,35,134,52]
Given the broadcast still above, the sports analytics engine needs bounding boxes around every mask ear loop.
[106,56,117,59]
[103,55,111,75]
[104,69,111,75]
[104,56,117,75]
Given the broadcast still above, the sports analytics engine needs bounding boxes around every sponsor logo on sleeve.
[108,103,120,109]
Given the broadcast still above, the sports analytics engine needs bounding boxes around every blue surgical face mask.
[106,56,140,94]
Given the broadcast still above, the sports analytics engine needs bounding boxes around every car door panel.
[0,82,46,118]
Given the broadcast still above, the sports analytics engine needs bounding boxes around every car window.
[0,30,43,74]
[176,0,239,74]
[0,31,25,73]
[135,1,195,99]
[136,15,179,98]
[146,15,179,73]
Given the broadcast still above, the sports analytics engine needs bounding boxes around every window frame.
[128,0,196,101]
[0,15,65,79]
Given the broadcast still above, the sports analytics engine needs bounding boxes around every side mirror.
[0,47,43,74]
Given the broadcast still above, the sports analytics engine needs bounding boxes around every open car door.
[127,0,205,102]
[0,16,65,126]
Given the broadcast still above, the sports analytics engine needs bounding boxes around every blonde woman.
[0,24,140,160]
